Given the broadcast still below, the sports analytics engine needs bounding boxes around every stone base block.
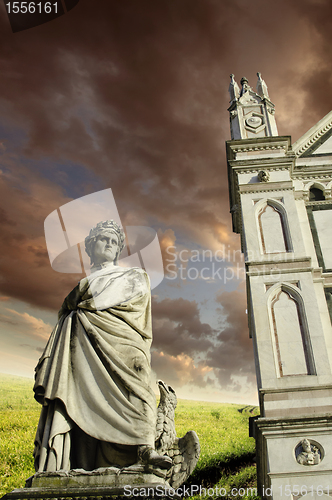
[1,466,176,500]
[27,465,168,489]
[2,484,174,500]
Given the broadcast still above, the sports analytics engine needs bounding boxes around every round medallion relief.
[295,438,323,466]
[246,116,262,128]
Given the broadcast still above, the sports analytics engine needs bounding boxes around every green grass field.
[0,373,259,499]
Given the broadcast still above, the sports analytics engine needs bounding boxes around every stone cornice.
[306,200,332,207]
[233,144,286,154]
[234,167,289,174]
[292,173,332,179]
[293,110,332,157]
[226,136,292,161]
[255,412,332,426]
[246,256,311,265]
[239,180,293,194]
[322,273,332,287]
[260,385,332,395]
[247,266,313,277]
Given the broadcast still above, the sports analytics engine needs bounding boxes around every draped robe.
[33,265,157,472]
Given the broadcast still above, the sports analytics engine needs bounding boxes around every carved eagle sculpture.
[154,380,200,489]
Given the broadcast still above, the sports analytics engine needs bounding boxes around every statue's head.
[85,220,126,266]
[301,439,311,453]
[258,170,269,183]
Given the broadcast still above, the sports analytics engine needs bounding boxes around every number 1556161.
[5,2,58,14]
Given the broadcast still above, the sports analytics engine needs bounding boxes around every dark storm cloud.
[0,0,331,395]
[152,297,215,357]
[0,159,81,309]
[150,288,256,391]
[0,0,243,309]
[210,288,256,389]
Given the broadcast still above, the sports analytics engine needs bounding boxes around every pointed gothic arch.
[267,283,315,378]
[255,199,293,254]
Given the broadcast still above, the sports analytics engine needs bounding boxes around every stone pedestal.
[2,466,177,500]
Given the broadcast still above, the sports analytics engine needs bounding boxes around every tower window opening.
[309,187,325,201]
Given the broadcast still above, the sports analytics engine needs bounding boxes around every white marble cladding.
[262,387,332,418]
[249,271,332,394]
[234,176,329,272]
[241,189,306,260]
[227,137,332,389]
[228,146,332,388]
[227,110,332,500]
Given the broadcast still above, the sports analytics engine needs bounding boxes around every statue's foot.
[140,448,173,470]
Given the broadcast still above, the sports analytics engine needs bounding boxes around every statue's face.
[92,230,119,265]
[302,440,311,453]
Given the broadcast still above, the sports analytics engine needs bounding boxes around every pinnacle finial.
[256,72,270,99]
[229,74,240,102]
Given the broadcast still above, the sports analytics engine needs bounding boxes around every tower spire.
[227,72,278,140]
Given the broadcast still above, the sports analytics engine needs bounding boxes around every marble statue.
[296,439,321,466]
[33,220,173,472]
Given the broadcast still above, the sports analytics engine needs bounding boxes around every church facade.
[227,74,332,499]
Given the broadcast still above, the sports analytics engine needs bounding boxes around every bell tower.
[227,73,332,499]
[228,73,278,140]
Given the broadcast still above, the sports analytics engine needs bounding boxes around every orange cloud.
[2,308,52,341]
[152,351,213,388]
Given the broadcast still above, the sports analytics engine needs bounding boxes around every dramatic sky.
[1,0,332,404]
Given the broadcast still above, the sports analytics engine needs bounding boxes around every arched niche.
[304,181,326,201]
[267,283,315,378]
[256,199,292,254]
